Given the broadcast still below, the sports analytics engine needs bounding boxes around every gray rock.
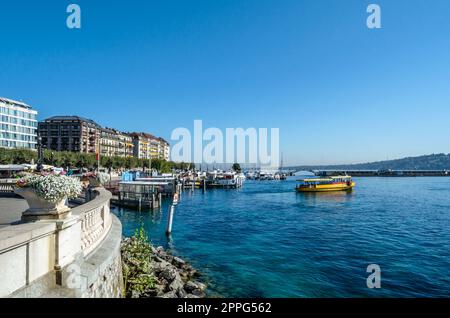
[156,290,165,297]
[160,290,178,298]
[191,289,205,297]
[188,269,199,278]
[172,256,186,268]
[168,273,184,292]
[177,288,187,298]
[160,267,178,282]
[154,284,165,293]
[163,255,174,263]
[184,281,200,293]
[158,280,169,291]
[184,280,207,293]
[155,246,172,260]
[153,258,172,272]
[196,282,207,291]
[131,290,142,298]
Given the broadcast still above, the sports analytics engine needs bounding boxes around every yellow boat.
[296,176,356,192]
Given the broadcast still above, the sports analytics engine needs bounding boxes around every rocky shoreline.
[121,236,207,298]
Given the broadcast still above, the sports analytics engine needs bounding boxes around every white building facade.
[0,97,38,150]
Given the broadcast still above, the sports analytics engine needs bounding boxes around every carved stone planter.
[15,187,71,221]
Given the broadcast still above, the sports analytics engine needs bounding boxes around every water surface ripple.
[113,177,450,297]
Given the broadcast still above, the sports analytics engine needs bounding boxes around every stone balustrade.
[72,188,112,256]
[0,187,123,298]
[0,179,16,194]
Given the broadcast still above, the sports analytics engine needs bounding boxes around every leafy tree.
[232,163,242,172]
[0,147,186,172]
[62,151,76,168]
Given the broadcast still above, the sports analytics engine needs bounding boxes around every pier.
[111,181,164,209]
[110,175,177,210]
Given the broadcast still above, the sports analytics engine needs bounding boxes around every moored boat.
[296,176,355,192]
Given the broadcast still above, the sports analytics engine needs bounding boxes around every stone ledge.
[0,222,56,252]
[10,269,57,298]
[71,188,112,216]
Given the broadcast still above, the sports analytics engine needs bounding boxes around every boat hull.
[296,182,356,192]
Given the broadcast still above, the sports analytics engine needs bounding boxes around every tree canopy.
[0,148,190,173]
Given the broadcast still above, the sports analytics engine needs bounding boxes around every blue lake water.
[112,177,450,297]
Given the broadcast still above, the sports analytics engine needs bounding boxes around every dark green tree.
[232,163,242,172]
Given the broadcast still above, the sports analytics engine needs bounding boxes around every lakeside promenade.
[0,188,123,298]
[0,197,26,228]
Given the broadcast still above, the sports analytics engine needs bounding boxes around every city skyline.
[1,1,450,165]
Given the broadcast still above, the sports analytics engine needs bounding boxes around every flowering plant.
[17,174,82,203]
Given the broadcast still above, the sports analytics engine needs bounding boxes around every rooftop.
[0,97,32,110]
[129,132,157,140]
[43,116,101,127]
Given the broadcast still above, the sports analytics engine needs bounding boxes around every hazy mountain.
[290,153,450,171]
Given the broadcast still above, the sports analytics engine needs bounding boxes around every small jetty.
[110,169,245,210]
[110,171,177,210]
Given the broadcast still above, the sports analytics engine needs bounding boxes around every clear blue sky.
[1,0,450,165]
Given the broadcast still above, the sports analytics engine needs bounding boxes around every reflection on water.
[298,190,355,204]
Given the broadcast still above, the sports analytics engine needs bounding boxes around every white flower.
[20,174,82,203]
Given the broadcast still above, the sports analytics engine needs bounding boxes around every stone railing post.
[52,216,83,285]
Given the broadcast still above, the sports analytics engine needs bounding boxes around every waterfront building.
[38,116,167,160]
[100,128,134,157]
[129,132,170,160]
[100,128,120,157]
[159,137,170,161]
[0,97,38,150]
[118,131,134,157]
[130,132,151,159]
[147,134,170,161]
[38,116,101,154]
[149,136,160,160]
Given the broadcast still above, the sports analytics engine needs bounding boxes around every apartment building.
[130,132,151,159]
[0,97,38,150]
[38,116,101,153]
[100,128,134,157]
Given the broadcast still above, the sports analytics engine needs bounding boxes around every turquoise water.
[112,177,450,297]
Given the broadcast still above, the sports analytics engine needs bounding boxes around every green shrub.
[121,226,156,297]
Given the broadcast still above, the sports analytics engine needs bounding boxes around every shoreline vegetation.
[121,228,207,298]
[0,147,192,173]
[4,147,450,173]
[290,153,450,171]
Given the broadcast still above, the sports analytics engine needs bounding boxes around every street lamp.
[37,136,43,173]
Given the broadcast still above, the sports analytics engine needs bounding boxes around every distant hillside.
[290,153,450,171]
